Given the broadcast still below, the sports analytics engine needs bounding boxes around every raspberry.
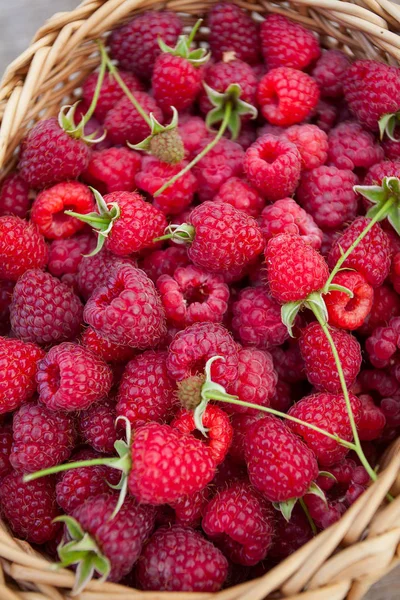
[193,137,244,202]
[325,271,374,330]
[104,93,163,146]
[208,2,260,65]
[365,316,400,369]
[261,14,320,71]
[360,284,400,335]
[283,124,328,170]
[202,481,274,566]
[357,394,386,441]
[82,70,144,121]
[178,116,209,159]
[56,463,114,514]
[304,495,343,529]
[135,156,197,215]
[78,398,118,454]
[109,11,182,78]
[0,173,30,218]
[269,380,295,413]
[137,525,228,592]
[128,422,216,504]
[167,322,238,387]
[0,280,15,331]
[270,342,305,383]
[232,123,257,150]
[141,246,190,283]
[213,177,265,217]
[310,99,338,133]
[259,198,323,249]
[359,369,399,399]
[245,415,319,502]
[117,351,177,429]
[84,264,167,348]
[229,413,260,463]
[10,269,83,345]
[382,132,400,160]
[171,488,210,528]
[10,402,76,473]
[265,234,329,303]
[153,53,204,115]
[36,342,112,411]
[288,392,362,466]
[328,217,391,287]
[258,68,320,126]
[19,118,91,189]
[0,425,12,479]
[0,216,48,281]
[0,472,60,544]
[343,60,400,131]
[270,506,313,558]
[77,250,134,301]
[296,166,358,230]
[327,121,384,171]
[231,286,288,349]
[48,234,94,279]
[157,265,229,327]
[81,327,136,364]
[311,50,350,98]
[82,147,142,194]
[363,159,400,187]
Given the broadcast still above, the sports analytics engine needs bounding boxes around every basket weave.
[0,1,400,598]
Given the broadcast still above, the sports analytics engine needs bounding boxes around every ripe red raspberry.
[243,135,301,201]
[10,269,83,345]
[202,481,274,566]
[229,413,260,464]
[328,217,391,287]
[167,322,238,387]
[300,322,362,393]
[137,525,228,592]
[141,246,190,283]
[82,70,144,121]
[296,166,358,230]
[178,116,209,159]
[0,216,48,281]
[0,173,30,218]
[258,68,320,126]
[365,316,400,369]
[327,121,384,171]
[310,98,338,133]
[78,398,118,454]
[312,49,350,98]
[56,463,115,514]
[357,394,386,441]
[261,14,320,70]
[36,342,112,411]
[77,250,135,301]
[129,422,216,504]
[208,2,260,65]
[10,402,76,473]
[0,425,12,479]
[288,392,362,466]
[109,11,182,78]
[157,265,229,327]
[283,124,328,170]
[84,264,167,348]
[325,271,373,330]
[343,60,400,131]
[153,53,204,115]
[81,327,135,363]
[193,137,244,201]
[135,156,197,215]
[363,159,400,188]
[265,234,329,303]
[231,287,288,349]
[19,118,91,189]
[82,147,142,194]
[0,472,60,544]
[270,506,313,558]
[104,93,163,146]
[117,351,177,429]
[360,284,400,335]
[270,342,305,384]
[213,177,265,217]
[259,198,323,249]
[171,487,210,528]
[48,234,94,279]
[245,415,319,502]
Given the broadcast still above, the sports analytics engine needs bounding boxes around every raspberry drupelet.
[259,198,323,249]
[0,216,48,281]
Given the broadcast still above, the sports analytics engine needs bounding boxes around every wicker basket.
[0,1,400,599]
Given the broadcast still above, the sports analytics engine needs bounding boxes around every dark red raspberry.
[56,463,115,514]
[243,135,301,201]
[81,327,136,364]
[325,271,374,330]
[48,234,94,279]
[259,198,323,249]
[0,425,12,479]
[310,99,338,133]
[265,234,329,303]
[170,488,210,528]
[304,495,343,529]
[271,507,313,559]
[261,14,320,70]
[141,246,190,283]
[36,342,112,411]
[10,269,83,345]
[82,147,142,194]
[391,252,400,294]
[117,351,177,429]
[77,250,135,301]
[153,53,204,115]
[231,286,288,349]
[312,49,350,98]
[270,342,305,384]
[357,394,386,441]
[0,216,48,281]
[104,93,163,146]
[359,368,399,399]
[10,402,76,473]
[258,68,320,126]
[193,137,244,202]
[167,322,238,387]
[0,173,30,218]
[283,124,328,170]
[109,11,182,78]
[328,217,391,287]
[19,118,91,189]
[360,284,400,335]
[78,398,118,454]
[208,2,260,65]
[245,415,319,502]
[382,132,400,160]
[0,472,60,544]
[135,156,197,215]
[365,316,400,369]
[82,70,144,121]
[202,481,274,566]
[84,264,166,348]
[137,525,228,592]
[296,166,358,230]
[178,116,209,159]
[327,121,384,171]
[213,177,265,217]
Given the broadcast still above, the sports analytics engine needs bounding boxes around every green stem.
[154,102,233,197]
[80,47,107,125]
[299,497,317,535]
[23,457,117,482]
[187,19,202,45]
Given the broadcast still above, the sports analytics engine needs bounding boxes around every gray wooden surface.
[0,1,399,599]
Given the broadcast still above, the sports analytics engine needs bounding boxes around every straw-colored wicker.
[0,0,400,598]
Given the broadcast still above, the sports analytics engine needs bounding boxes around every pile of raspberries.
[1,2,400,594]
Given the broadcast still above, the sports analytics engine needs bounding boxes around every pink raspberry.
[104,93,163,146]
[47,233,94,279]
[357,394,386,441]
[78,398,118,454]
[82,70,144,121]
[0,173,30,218]
[141,246,190,283]
[327,121,384,171]
[283,124,328,170]
[81,326,136,364]
[193,137,244,202]
[259,198,322,249]
[213,177,265,217]
[178,116,209,160]
[311,49,350,98]
[82,147,142,194]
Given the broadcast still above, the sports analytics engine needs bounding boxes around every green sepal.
[204,82,258,140]
[273,498,297,522]
[306,482,328,506]
[158,19,210,66]
[378,112,400,141]
[193,356,228,436]
[318,470,338,483]
[128,107,180,154]
[354,184,386,206]
[325,283,354,298]
[386,203,400,236]
[281,301,302,338]
[194,398,209,437]
[57,103,106,145]
[304,291,328,325]
[153,223,195,245]
[107,416,133,519]
[361,176,400,234]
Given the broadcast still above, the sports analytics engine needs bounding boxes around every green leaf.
[54,516,84,541]
[273,498,297,522]
[387,205,400,236]
[307,482,328,506]
[354,184,385,205]
[281,301,302,338]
